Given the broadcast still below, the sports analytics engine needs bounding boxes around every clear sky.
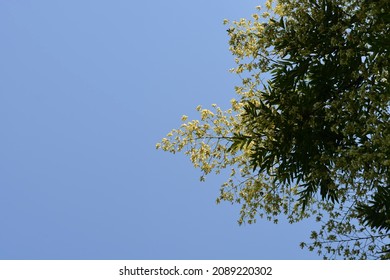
[0,0,319,259]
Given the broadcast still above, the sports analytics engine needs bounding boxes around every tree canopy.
[157,0,389,259]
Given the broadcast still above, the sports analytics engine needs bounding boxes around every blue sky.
[0,0,319,259]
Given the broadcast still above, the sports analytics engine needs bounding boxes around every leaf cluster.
[158,0,390,259]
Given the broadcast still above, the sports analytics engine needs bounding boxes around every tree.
[157,0,389,259]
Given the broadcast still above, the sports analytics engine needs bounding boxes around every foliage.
[157,0,389,259]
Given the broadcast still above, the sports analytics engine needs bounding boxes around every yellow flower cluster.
[157,0,302,225]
